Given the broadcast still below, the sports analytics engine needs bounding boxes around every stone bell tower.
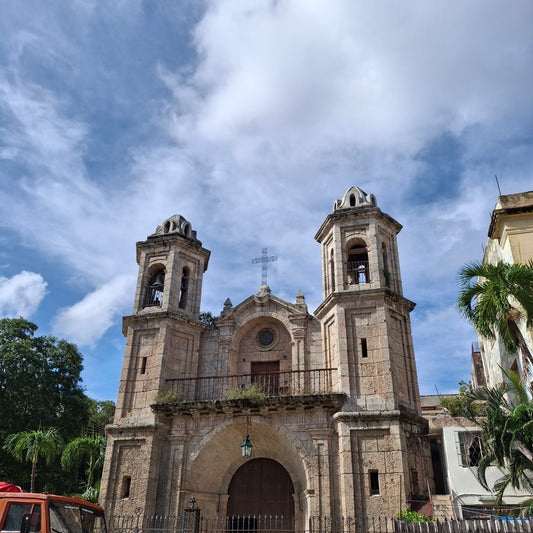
[315,186,419,412]
[314,187,427,520]
[114,214,210,423]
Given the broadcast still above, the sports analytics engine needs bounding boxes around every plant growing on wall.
[225,383,268,401]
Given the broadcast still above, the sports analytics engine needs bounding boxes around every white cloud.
[1,1,533,396]
[0,271,47,318]
[165,0,533,161]
[52,274,135,347]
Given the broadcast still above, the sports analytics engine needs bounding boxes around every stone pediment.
[217,286,309,327]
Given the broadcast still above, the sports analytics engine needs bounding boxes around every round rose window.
[258,329,275,347]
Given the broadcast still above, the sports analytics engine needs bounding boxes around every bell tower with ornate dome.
[114,214,210,425]
[314,187,426,519]
[315,186,419,412]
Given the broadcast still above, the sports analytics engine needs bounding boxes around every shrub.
[398,508,433,522]
[225,383,268,401]
[153,390,183,404]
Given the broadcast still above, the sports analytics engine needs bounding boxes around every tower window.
[382,242,390,287]
[369,470,380,495]
[330,249,335,293]
[361,338,368,358]
[140,357,147,375]
[347,243,369,285]
[144,269,165,307]
[121,476,131,499]
[179,267,189,309]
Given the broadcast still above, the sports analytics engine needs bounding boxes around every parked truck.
[0,491,106,533]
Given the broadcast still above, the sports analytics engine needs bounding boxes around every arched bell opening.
[346,240,369,285]
[144,266,165,307]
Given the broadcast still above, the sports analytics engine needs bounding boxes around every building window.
[457,432,483,467]
[330,249,335,293]
[140,357,147,375]
[369,470,380,495]
[144,269,165,307]
[361,338,368,358]
[258,329,275,347]
[179,267,189,309]
[121,476,131,499]
[347,243,369,285]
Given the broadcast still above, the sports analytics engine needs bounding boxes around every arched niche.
[183,419,309,519]
[229,316,293,376]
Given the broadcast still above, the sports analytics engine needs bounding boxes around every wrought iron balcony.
[164,368,338,403]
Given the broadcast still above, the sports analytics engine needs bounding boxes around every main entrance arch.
[227,458,294,521]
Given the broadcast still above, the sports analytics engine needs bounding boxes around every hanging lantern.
[241,433,253,458]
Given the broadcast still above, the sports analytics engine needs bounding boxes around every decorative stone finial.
[257,285,271,296]
[295,290,307,311]
[333,187,377,212]
[154,214,198,241]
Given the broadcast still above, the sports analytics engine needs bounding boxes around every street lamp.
[241,433,253,458]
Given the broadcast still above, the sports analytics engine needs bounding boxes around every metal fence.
[106,514,533,533]
[164,368,336,402]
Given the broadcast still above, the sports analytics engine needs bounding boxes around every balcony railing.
[164,368,337,403]
[144,284,164,307]
[347,260,369,285]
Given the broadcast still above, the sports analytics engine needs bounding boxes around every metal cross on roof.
[251,248,277,286]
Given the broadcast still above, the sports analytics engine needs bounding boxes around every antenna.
[495,174,502,196]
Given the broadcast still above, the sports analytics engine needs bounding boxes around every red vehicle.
[0,492,106,533]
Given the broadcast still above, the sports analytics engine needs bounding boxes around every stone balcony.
[153,368,345,414]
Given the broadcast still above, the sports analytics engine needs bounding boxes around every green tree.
[0,318,91,490]
[86,399,115,436]
[458,261,533,380]
[464,371,533,503]
[3,428,64,493]
[61,435,106,502]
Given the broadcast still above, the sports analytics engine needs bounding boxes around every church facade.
[100,187,431,527]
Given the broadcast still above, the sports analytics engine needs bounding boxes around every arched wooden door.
[227,458,294,528]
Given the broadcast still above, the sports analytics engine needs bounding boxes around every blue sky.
[1,1,533,401]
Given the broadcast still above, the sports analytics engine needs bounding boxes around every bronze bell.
[151,271,165,286]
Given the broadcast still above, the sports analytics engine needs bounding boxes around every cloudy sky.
[1,1,532,402]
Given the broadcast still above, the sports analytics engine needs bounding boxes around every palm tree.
[458,260,533,381]
[61,435,106,502]
[464,371,533,503]
[3,428,63,492]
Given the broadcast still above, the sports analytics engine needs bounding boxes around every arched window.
[179,267,189,309]
[144,268,165,307]
[382,242,390,287]
[347,243,369,285]
[329,249,335,293]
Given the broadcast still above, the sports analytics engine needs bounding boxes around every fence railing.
[347,260,370,285]
[107,515,533,533]
[164,368,336,403]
